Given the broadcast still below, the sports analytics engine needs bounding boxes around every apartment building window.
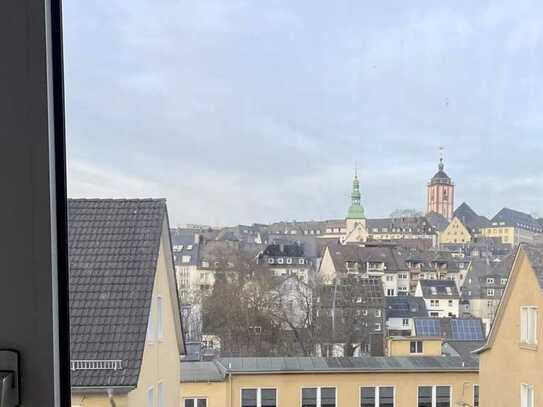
[361,386,394,407]
[410,340,423,354]
[158,382,165,407]
[302,387,336,407]
[241,388,277,407]
[375,309,382,317]
[501,278,507,285]
[402,318,409,327]
[386,289,395,296]
[521,384,534,407]
[375,323,382,331]
[182,255,191,263]
[147,386,155,407]
[486,289,494,297]
[520,306,538,345]
[417,385,451,407]
[473,385,479,407]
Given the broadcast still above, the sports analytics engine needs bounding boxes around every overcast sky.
[64,0,543,226]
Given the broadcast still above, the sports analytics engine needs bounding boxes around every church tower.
[344,169,368,243]
[427,150,454,220]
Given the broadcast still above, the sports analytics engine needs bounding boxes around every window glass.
[302,388,317,407]
[197,400,207,407]
[185,400,194,407]
[242,389,258,407]
[379,387,394,407]
[261,389,277,407]
[473,385,479,407]
[361,387,375,407]
[418,386,432,407]
[436,386,451,407]
[321,387,336,407]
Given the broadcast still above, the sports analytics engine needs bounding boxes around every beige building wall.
[129,220,182,407]
[181,370,478,407]
[440,217,472,244]
[181,381,228,406]
[387,338,442,356]
[479,250,543,406]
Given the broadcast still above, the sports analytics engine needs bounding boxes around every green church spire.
[347,168,365,219]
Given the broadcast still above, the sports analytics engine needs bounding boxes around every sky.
[63,0,543,226]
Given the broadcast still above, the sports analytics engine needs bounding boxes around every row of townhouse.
[318,243,470,298]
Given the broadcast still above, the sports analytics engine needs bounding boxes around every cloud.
[64,0,543,225]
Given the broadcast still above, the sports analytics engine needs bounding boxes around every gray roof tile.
[69,199,167,388]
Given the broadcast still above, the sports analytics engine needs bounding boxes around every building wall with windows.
[477,245,543,407]
[180,367,478,407]
[439,217,472,245]
[127,223,184,407]
[386,337,442,356]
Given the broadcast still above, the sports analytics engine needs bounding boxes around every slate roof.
[442,340,484,361]
[385,296,428,318]
[460,256,512,300]
[326,243,408,274]
[430,169,452,185]
[490,208,543,233]
[521,243,543,290]
[180,356,477,382]
[181,361,226,382]
[425,212,450,232]
[69,199,168,388]
[262,243,305,257]
[418,280,460,299]
[454,203,491,232]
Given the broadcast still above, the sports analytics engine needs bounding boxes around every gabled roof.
[454,203,490,231]
[418,280,459,299]
[489,208,543,233]
[69,199,177,388]
[385,296,428,318]
[474,244,543,354]
[425,212,450,232]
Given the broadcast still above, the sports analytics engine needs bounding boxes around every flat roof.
[181,356,478,383]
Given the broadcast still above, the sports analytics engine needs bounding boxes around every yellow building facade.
[440,217,472,245]
[476,244,543,406]
[181,357,478,407]
[386,337,442,357]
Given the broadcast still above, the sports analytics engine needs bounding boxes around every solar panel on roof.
[450,319,484,341]
[415,319,441,337]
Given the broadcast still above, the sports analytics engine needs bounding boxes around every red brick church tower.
[427,150,454,220]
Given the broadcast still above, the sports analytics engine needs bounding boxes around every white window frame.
[417,385,452,407]
[521,383,535,407]
[520,306,538,346]
[299,386,337,407]
[410,340,423,354]
[360,385,396,407]
[158,382,165,407]
[147,386,155,407]
[240,387,278,407]
[183,397,208,407]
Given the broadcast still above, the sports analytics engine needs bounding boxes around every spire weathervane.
[438,146,444,171]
